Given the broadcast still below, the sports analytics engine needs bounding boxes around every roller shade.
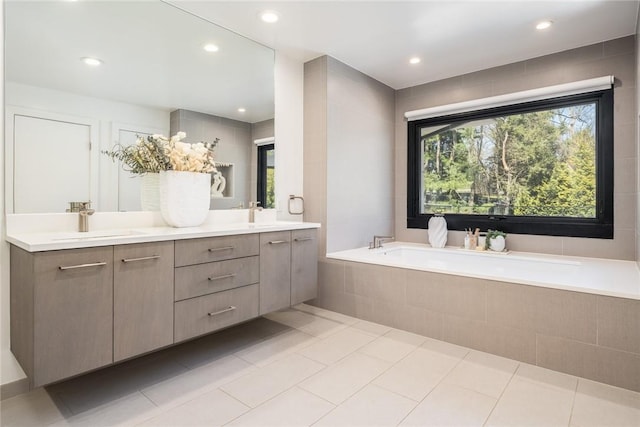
[405,75,614,121]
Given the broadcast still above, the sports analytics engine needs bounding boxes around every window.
[407,89,613,238]
[257,143,275,209]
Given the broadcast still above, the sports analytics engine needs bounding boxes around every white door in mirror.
[14,115,91,213]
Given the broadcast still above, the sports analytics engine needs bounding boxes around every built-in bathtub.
[312,242,640,392]
[328,242,640,300]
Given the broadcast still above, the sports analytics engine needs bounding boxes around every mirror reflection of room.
[4,0,274,214]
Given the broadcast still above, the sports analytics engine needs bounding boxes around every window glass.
[420,103,596,218]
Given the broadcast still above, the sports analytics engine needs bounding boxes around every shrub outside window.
[407,89,613,238]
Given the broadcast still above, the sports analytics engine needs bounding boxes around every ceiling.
[174,0,640,90]
[6,1,638,122]
[5,1,274,123]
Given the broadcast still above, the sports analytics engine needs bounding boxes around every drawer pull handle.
[208,246,234,253]
[208,306,236,316]
[208,273,236,281]
[294,237,313,242]
[59,262,107,270]
[122,255,160,263]
[268,240,288,245]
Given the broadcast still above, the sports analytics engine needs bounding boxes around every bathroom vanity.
[8,217,319,388]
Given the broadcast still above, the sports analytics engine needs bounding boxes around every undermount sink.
[49,229,146,241]
[252,208,277,225]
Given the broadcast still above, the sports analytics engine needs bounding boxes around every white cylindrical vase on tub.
[159,170,211,227]
[428,215,447,248]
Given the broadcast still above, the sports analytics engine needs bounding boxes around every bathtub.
[327,242,640,300]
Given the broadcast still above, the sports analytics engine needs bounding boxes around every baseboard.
[1,377,29,400]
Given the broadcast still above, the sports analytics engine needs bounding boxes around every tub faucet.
[369,235,394,249]
[78,201,95,232]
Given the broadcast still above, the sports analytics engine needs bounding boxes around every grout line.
[567,376,580,427]
[395,351,468,426]
[481,362,520,426]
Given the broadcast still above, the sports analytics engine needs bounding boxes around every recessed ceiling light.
[238,108,246,113]
[81,57,102,66]
[409,57,421,65]
[260,10,279,23]
[203,44,219,53]
[536,20,552,30]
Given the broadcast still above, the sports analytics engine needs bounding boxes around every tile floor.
[2,304,639,427]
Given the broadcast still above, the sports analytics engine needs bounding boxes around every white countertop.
[6,211,320,252]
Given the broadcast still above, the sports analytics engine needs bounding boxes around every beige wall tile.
[408,307,444,340]
[597,296,640,354]
[499,233,563,255]
[604,36,635,57]
[345,264,406,305]
[487,283,597,344]
[614,157,637,194]
[405,270,487,321]
[562,229,635,260]
[615,87,637,126]
[614,122,637,160]
[536,334,640,392]
[324,56,395,253]
[460,61,526,87]
[409,76,463,101]
[591,54,636,89]
[524,43,604,75]
[534,288,598,344]
[614,193,637,230]
[443,315,536,364]
[317,260,345,297]
[486,282,536,329]
[310,292,375,322]
[370,299,416,333]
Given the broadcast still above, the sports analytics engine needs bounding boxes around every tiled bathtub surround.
[2,305,639,426]
[310,259,640,392]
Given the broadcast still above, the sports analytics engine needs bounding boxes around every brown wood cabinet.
[9,226,318,388]
[174,284,259,342]
[113,241,174,362]
[11,246,114,387]
[259,231,292,314]
[291,229,318,305]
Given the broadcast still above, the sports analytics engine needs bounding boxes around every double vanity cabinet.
[10,226,318,388]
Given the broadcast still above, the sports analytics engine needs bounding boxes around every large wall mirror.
[4,0,275,213]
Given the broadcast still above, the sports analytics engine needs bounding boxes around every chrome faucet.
[369,235,394,249]
[78,201,95,232]
[248,201,263,223]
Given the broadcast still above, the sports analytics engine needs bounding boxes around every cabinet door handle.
[208,246,234,252]
[208,273,236,281]
[268,240,288,245]
[122,255,160,263]
[208,306,236,316]
[59,261,107,270]
[294,237,313,242]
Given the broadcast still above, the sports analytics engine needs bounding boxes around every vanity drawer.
[175,234,259,267]
[174,284,259,342]
[174,256,259,301]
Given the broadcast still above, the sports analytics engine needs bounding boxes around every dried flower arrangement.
[103,132,219,174]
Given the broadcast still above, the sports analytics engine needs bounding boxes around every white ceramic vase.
[140,173,161,211]
[428,215,447,248]
[489,235,506,252]
[159,170,211,227]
